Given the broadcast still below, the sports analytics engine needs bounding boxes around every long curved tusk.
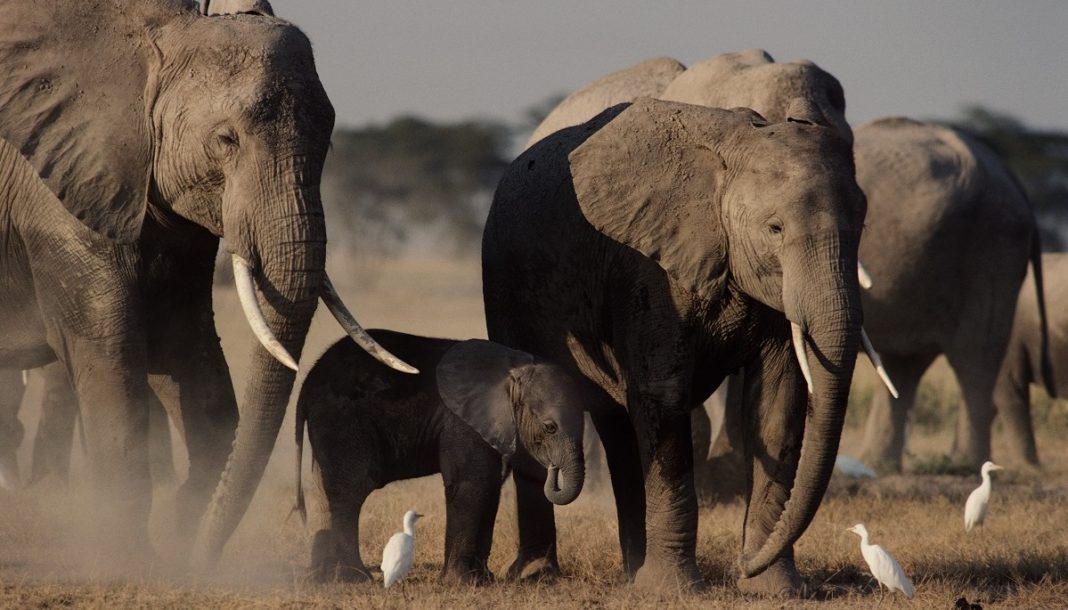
[232,255,299,371]
[320,275,420,374]
[860,327,899,399]
[791,322,814,394]
[857,261,873,290]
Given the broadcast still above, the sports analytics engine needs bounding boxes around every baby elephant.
[294,330,588,583]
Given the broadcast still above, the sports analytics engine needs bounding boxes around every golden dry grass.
[2,256,1067,609]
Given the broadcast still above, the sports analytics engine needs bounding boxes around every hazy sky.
[271,1,1068,133]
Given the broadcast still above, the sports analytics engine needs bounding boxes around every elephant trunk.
[742,236,862,578]
[542,443,585,505]
[193,185,326,565]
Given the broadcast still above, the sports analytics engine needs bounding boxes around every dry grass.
[2,256,1067,609]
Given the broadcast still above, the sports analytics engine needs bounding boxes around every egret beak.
[990,464,1004,471]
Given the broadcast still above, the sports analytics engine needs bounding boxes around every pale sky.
[271,1,1068,133]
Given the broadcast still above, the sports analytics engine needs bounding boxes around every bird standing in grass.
[964,461,1004,531]
[382,509,422,588]
[847,523,915,599]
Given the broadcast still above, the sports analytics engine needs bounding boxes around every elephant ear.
[437,340,535,457]
[569,97,743,301]
[0,1,176,243]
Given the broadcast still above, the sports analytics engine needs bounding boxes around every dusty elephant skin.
[853,118,1048,473]
[993,253,1063,466]
[0,0,388,563]
[483,98,866,595]
[293,330,587,584]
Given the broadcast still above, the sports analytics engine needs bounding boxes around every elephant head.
[659,49,851,142]
[438,340,586,505]
[0,0,413,562]
[569,98,865,576]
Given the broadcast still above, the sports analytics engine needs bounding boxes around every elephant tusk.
[860,327,899,399]
[791,322,814,394]
[232,255,299,372]
[857,261,873,290]
[320,275,420,374]
[21,370,28,386]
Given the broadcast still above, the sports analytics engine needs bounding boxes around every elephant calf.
[294,330,588,583]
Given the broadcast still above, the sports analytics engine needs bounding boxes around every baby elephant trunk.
[542,454,585,505]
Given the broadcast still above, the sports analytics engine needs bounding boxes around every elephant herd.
[0,0,1058,598]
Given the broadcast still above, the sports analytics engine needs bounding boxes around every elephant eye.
[542,421,558,435]
[216,129,240,151]
[767,221,784,236]
[219,133,239,147]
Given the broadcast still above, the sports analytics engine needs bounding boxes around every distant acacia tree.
[945,105,1068,250]
[322,116,511,257]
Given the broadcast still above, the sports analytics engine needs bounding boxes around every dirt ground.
[2,256,1066,609]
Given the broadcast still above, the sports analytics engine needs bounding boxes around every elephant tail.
[1030,232,1056,398]
[290,397,308,525]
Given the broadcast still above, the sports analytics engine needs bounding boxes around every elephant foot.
[505,554,560,582]
[633,555,704,592]
[308,561,372,584]
[442,563,495,585]
[736,556,801,598]
[308,530,370,583]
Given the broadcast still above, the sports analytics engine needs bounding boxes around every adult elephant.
[521,49,891,509]
[0,0,413,563]
[856,118,1048,473]
[484,98,869,593]
[991,254,1062,466]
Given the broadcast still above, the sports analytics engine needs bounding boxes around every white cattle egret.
[382,509,422,588]
[847,523,915,599]
[964,461,1004,531]
[835,455,878,479]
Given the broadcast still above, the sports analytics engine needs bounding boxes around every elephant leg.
[55,335,152,554]
[703,373,748,502]
[589,401,646,577]
[631,406,701,590]
[146,392,176,485]
[947,349,1003,469]
[947,282,1019,469]
[858,354,934,474]
[992,355,1039,466]
[143,234,237,538]
[689,402,712,503]
[581,413,607,492]
[443,458,501,584]
[0,368,27,490]
[30,361,78,484]
[147,343,236,538]
[736,346,806,597]
[309,456,371,583]
[506,458,560,581]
